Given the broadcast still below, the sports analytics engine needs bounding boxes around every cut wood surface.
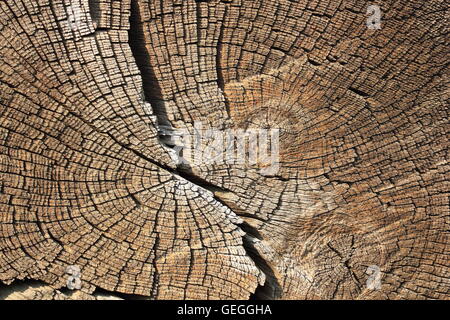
[0,0,448,300]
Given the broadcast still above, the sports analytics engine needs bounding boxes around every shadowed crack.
[127,0,276,300]
[240,223,283,300]
[129,0,170,126]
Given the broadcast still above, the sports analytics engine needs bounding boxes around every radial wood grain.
[0,0,448,300]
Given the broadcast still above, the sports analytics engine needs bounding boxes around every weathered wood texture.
[0,0,449,299]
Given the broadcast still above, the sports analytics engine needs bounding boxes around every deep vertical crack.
[216,5,231,118]
[240,222,283,300]
[129,0,170,127]
[88,0,100,26]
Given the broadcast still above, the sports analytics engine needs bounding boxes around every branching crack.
[127,0,277,300]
